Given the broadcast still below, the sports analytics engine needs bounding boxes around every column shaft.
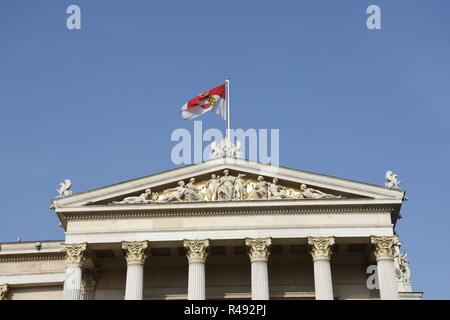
[125,262,144,300]
[251,260,269,300]
[188,261,206,300]
[377,258,400,300]
[313,259,334,300]
[63,265,83,300]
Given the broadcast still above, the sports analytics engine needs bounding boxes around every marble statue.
[217,170,236,201]
[56,179,72,197]
[209,138,242,159]
[248,176,269,200]
[160,181,188,202]
[299,184,342,199]
[184,178,202,201]
[233,173,247,200]
[108,171,344,204]
[385,170,401,188]
[113,189,154,204]
[268,178,288,199]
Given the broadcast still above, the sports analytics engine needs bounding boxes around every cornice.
[62,206,395,221]
[0,252,65,263]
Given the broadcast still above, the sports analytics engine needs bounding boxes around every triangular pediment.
[52,158,405,209]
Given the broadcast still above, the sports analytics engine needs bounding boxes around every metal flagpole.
[225,78,231,141]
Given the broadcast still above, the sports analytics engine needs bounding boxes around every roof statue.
[56,179,72,197]
[385,170,401,188]
[209,138,242,159]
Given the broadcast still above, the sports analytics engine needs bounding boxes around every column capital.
[246,238,272,262]
[308,236,335,260]
[371,236,398,259]
[122,241,149,264]
[184,239,210,263]
[63,243,87,267]
[0,284,9,300]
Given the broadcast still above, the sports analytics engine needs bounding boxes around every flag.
[180,84,226,120]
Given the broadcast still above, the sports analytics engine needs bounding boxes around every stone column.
[184,239,210,300]
[308,237,335,300]
[371,236,400,300]
[81,269,99,300]
[63,243,87,300]
[245,238,271,300]
[0,284,9,300]
[122,241,149,300]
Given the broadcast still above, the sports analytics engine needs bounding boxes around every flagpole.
[225,78,231,141]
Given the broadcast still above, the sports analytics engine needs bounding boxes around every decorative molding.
[122,241,149,264]
[308,236,335,260]
[0,284,8,300]
[63,243,87,267]
[183,239,210,263]
[62,206,395,221]
[246,238,272,261]
[0,253,65,263]
[371,235,398,259]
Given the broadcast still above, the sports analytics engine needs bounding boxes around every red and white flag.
[180,84,226,120]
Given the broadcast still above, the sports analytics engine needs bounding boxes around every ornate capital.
[371,236,398,260]
[122,241,149,264]
[82,269,99,290]
[0,284,9,300]
[63,243,87,267]
[308,237,335,260]
[184,239,210,263]
[246,238,272,261]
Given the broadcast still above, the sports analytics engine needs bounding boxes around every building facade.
[0,157,422,300]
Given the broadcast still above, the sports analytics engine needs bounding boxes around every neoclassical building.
[0,157,422,300]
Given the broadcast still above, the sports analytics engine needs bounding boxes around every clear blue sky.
[1,0,449,299]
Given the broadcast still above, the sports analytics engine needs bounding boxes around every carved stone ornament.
[184,239,210,263]
[371,236,398,260]
[0,284,9,300]
[209,138,242,159]
[56,179,72,197]
[385,170,401,188]
[63,243,87,267]
[308,237,335,260]
[122,241,149,264]
[246,238,272,261]
[110,171,344,204]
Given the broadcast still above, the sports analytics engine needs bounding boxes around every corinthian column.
[246,238,271,300]
[122,241,149,300]
[184,239,209,300]
[63,243,87,300]
[371,236,400,300]
[308,237,335,300]
[0,284,9,300]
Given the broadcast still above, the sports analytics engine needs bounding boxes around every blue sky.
[1,0,449,299]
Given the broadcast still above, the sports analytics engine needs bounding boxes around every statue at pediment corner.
[385,170,401,188]
[113,188,154,204]
[299,184,342,199]
[268,178,288,199]
[56,179,72,197]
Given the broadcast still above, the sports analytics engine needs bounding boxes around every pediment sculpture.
[109,170,343,204]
